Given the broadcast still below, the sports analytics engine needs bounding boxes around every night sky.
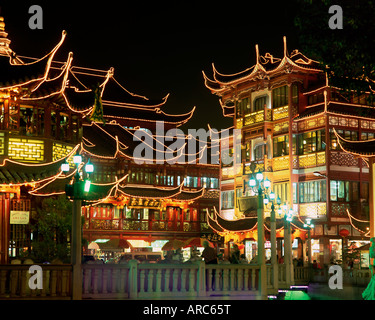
[1,1,300,130]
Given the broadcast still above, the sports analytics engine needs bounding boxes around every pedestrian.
[201,241,217,289]
[312,260,318,269]
[230,244,240,264]
[201,241,217,264]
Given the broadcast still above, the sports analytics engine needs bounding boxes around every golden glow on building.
[8,138,44,162]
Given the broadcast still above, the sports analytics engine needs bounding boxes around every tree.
[293,0,375,97]
[30,195,72,263]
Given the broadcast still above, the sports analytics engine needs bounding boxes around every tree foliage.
[30,195,72,263]
[293,0,375,95]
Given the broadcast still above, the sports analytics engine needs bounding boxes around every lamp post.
[268,195,280,293]
[279,202,295,288]
[61,153,94,300]
[304,218,314,280]
[248,163,271,300]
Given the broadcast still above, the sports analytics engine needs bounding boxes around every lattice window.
[52,143,73,161]
[8,138,44,162]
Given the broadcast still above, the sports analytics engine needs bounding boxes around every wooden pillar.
[0,195,9,264]
[369,158,375,238]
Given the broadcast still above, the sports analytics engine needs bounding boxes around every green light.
[264,177,271,189]
[85,162,94,173]
[249,175,256,187]
[256,170,263,181]
[61,160,69,172]
[84,180,91,192]
[73,154,82,165]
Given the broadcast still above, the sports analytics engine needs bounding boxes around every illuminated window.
[272,85,288,109]
[299,180,326,203]
[298,130,326,155]
[361,132,375,141]
[254,96,267,111]
[254,144,265,161]
[236,98,250,117]
[330,180,361,202]
[273,135,289,157]
[274,182,290,204]
[330,129,357,150]
[221,190,234,209]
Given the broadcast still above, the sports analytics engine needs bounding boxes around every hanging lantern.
[339,229,350,238]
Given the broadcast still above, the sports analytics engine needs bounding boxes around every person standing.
[201,241,217,264]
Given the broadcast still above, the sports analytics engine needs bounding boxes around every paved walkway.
[307,282,367,300]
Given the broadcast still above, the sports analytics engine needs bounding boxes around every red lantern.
[339,229,350,237]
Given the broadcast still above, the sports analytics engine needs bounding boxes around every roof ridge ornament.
[0,15,12,56]
[283,36,288,58]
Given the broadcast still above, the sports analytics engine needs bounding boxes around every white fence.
[0,262,370,299]
[0,264,72,299]
[82,261,263,299]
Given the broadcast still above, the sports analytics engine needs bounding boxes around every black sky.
[1,1,299,130]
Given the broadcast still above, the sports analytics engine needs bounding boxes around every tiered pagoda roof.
[334,128,375,158]
[203,37,322,117]
[29,169,126,203]
[0,17,214,206]
[207,207,310,235]
[0,15,195,128]
[30,161,206,204]
[0,144,79,186]
[294,101,375,121]
[0,30,67,90]
[346,209,370,237]
[203,37,322,93]
[80,121,219,165]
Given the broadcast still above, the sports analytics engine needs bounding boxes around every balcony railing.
[298,202,327,219]
[85,219,202,233]
[272,106,289,121]
[243,110,265,126]
[298,151,326,168]
[273,156,289,171]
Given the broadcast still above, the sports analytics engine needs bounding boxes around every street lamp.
[279,202,296,287]
[265,191,280,293]
[248,162,271,300]
[304,218,314,275]
[61,152,94,300]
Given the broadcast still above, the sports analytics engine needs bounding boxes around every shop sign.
[201,233,223,243]
[10,210,30,224]
[129,198,160,208]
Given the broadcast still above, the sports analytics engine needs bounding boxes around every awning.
[162,239,185,251]
[96,239,132,250]
[88,241,100,250]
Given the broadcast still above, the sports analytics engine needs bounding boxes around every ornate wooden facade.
[204,37,373,265]
[0,16,219,263]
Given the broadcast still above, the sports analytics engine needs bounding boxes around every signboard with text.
[10,211,30,224]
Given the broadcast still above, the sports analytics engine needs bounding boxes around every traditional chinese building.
[0,16,220,263]
[203,37,374,265]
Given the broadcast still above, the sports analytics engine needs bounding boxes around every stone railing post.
[196,261,206,297]
[128,259,138,299]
